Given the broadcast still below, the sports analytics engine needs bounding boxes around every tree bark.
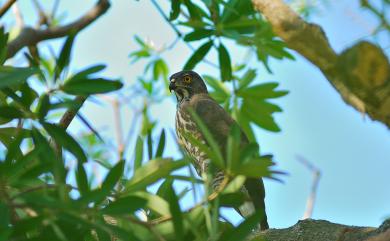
[252,219,390,241]
[252,0,390,129]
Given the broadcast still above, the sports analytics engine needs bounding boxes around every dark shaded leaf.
[36,94,50,120]
[42,122,87,163]
[183,40,213,70]
[102,160,125,191]
[219,209,266,241]
[155,129,165,158]
[61,78,123,95]
[134,136,143,171]
[0,106,25,119]
[101,196,146,215]
[184,29,214,42]
[218,43,232,81]
[0,66,38,89]
[55,33,76,81]
[169,0,181,21]
[76,162,89,196]
[167,183,184,239]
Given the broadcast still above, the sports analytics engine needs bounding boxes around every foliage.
[0,0,298,241]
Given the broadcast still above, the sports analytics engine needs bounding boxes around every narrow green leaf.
[241,99,281,132]
[147,131,153,160]
[101,196,146,215]
[134,136,143,171]
[169,0,181,21]
[184,29,214,42]
[219,192,245,208]
[226,123,241,172]
[219,209,266,241]
[61,78,123,95]
[237,82,288,99]
[36,94,50,120]
[42,122,87,163]
[167,183,184,239]
[68,64,106,82]
[102,160,125,191]
[76,162,89,196]
[125,159,187,192]
[55,33,76,81]
[0,66,38,89]
[183,40,213,70]
[238,69,256,90]
[155,129,166,158]
[218,43,232,81]
[235,157,273,178]
[0,106,25,119]
[0,201,10,229]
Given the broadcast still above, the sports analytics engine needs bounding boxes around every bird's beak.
[169,80,176,92]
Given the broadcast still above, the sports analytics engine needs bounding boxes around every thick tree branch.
[252,0,390,129]
[0,0,17,18]
[6,0,110,59]
[252,219,390,241]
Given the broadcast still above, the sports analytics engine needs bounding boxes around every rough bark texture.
[252,0,390,129]
[251,219,390,241]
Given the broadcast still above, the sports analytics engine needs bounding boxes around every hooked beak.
[169,79,176,92]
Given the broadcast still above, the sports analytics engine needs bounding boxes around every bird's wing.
[191,95,269,230]
[190,95,248,157]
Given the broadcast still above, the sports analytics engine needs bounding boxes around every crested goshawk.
[169,70,269,230]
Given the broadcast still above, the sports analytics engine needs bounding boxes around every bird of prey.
[169,70,269,230]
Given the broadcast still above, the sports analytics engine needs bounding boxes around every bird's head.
[169,70,208,102]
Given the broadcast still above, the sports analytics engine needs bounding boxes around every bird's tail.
[238,178,269,230]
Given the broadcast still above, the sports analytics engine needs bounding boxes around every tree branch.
[59,96,88,129]
[6,0,110,59]
[0,0,17,18]
[252,0,390,129]
[252,219,390,241]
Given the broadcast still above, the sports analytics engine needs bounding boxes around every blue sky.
[7,0,390,229]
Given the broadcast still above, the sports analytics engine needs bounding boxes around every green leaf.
[219,209,266,241]
[61,78,123,95]
[147,131,153,160]
[226,123,241,172]
[155,129,166,158]
[55,33,76,81]
[218,43,232,81]
[132,191,170,216]
[219,192,245,208]
[101,196,146,215]
[222,175,246,194]
[42,122,87,163]
[241,99,281,132]
[203,75,230,97]
[237,82,288,99]
[0,66,39,89]
[36,94,50,120]
[184,29,214,42]
[0,201,10,229]
[238,69,256,90]
[134,136,143,171]
[235,157,273,178]
[0,106,25,119]
[183,40,213,70]
[167,183,184,239]
[76,162,89,196]
[68,64,106,82]
[169,0,181,21]
[125,158,187,192]
[102,160,125,191]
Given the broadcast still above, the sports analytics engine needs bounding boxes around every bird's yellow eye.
[183,75,192,84]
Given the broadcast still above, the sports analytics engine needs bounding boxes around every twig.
[6,0,110,59]
[59,95,88,129]
[0,0,17,18]
[112,98,124,158]
[32,0,50,27]
[296,155,321,219]
[12,1,24,28]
